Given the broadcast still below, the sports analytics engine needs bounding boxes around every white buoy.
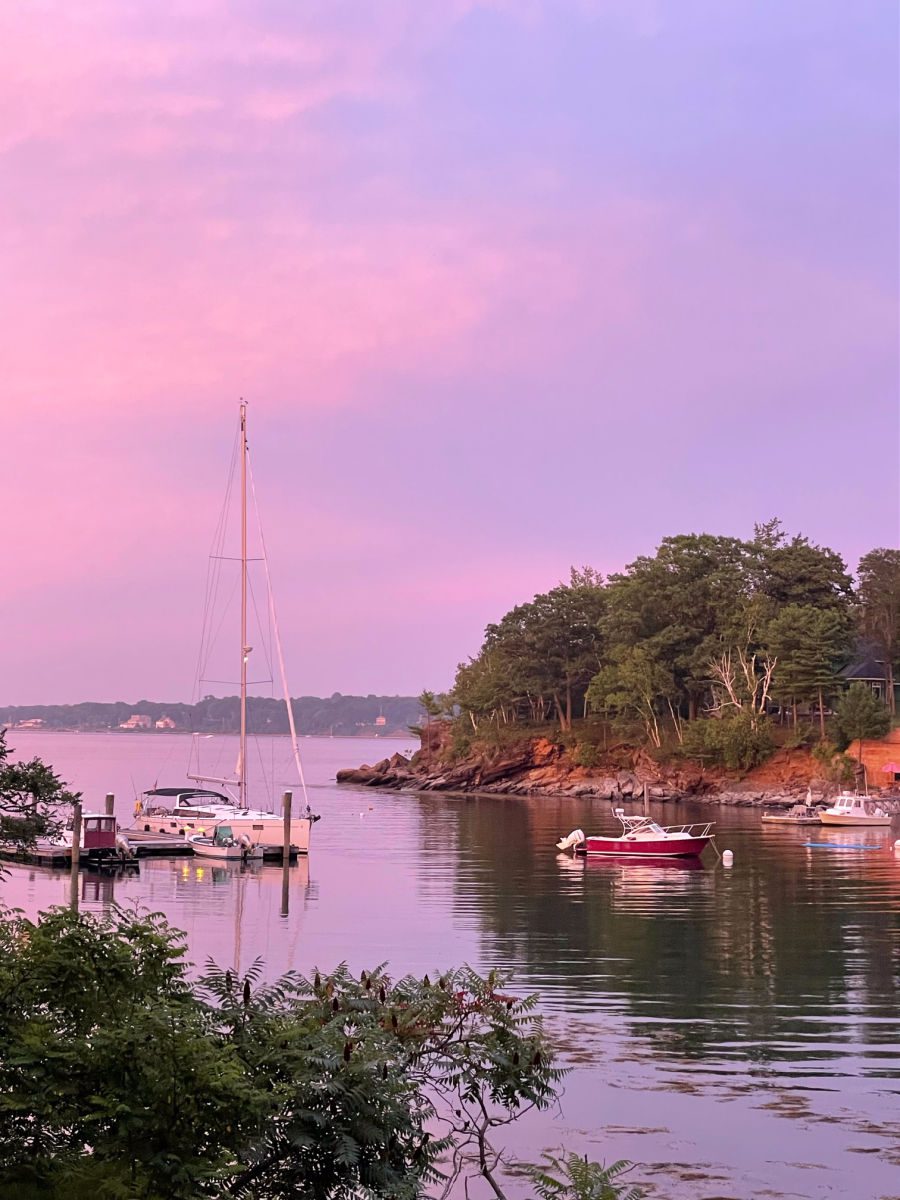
[722,849,734,867]
[894,839,900,851]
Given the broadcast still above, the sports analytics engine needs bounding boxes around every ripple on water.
[3,735,900,1199]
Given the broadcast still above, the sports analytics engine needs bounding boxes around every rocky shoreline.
[336,724,900,811]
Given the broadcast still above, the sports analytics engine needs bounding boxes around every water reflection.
[3,734,899,1198]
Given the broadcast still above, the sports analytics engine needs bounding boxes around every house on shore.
[838,650,899,712]
[119,713,152,730]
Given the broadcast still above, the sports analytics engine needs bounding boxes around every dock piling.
[104,792,115,816]
[69,801,82,911]
[281,790,292,916]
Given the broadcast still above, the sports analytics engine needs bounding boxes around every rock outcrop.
[336,723,841,805]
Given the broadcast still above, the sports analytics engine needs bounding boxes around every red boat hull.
[580,835,710,858]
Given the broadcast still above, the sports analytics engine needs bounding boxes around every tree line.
[437,523,898,764]
[0,694,422,737]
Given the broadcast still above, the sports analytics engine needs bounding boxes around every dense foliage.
[0,906,569,1200]
[450,522,898,760]
[0,729,78,850]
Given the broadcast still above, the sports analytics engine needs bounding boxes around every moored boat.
[557,810,714,858]
[46,812,134,865]
[187,824,262,861]
[133,788,316,852]
[818,793,892,827]
[125,404,320,856]
[761,802,823,825]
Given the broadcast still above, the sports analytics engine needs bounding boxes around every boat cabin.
[827,794,885,817]
[82,814,118,851]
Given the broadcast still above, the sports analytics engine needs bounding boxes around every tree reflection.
[417,794,900,1072]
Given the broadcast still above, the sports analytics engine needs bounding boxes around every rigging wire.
[247,451,311,809]
[194,426,240,703]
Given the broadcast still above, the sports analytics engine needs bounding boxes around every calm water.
[4,731,900,1200]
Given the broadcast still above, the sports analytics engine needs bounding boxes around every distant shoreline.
[5,728,412,740]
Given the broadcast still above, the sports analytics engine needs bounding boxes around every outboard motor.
[556,828,585,852]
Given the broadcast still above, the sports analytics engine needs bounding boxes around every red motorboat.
[556,810,714,859]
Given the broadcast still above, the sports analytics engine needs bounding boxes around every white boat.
[187,825,261,861]
[761,802,823,825]
[135,787,315,851]
[127,403,319,855]
[819,793,893,827]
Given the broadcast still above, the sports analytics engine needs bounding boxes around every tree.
[857,548,900,715]
[453,569,605,732]
[604,534,753,719]
[750,520,853,612]
[0,906,564,1200]
[703,607,777,733]
[0,729,79,851]
[587,644,677,748]
[833,682,891,765]
[766,605,851,736]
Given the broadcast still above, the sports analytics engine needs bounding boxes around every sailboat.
[128,403,319,855]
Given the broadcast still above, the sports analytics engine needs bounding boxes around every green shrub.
[811,741,855,786]
[680,713,774,771]
[521,1150,643,1200]
[782,725,816,751]
[450,724,473,760]
[573,742,602,770]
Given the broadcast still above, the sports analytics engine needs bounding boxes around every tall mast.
[239,400,248,809]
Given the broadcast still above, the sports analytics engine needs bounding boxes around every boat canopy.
[143,787,230,804]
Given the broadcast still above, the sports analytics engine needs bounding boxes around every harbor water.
[3,732,899,1199]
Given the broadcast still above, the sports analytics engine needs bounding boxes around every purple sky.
[2,1,898,705]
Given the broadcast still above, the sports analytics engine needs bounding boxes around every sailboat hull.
[128,810,315,853]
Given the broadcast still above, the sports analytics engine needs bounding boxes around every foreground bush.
[0,905,571,1199]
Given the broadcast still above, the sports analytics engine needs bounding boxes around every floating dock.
[0,830,298,869]
[121,830,194,857]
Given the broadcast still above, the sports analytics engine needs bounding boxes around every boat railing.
[658,821,715,838]
[615,814,714,838]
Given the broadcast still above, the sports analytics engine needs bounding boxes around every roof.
[838,656,891,682]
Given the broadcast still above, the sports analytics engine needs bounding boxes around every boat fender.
[556,828,585,852]
[894,839,900,852]
[722,849,734,867]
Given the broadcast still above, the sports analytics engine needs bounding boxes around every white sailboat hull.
[128,809,314,853]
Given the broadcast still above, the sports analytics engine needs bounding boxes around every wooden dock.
[122,830,194,857]
[0,831,297,869]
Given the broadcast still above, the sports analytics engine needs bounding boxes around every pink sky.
[2,1,898,704]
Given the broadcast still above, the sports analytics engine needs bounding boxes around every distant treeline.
[1,694,423,737]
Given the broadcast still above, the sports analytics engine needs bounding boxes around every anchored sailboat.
[129,403,319,854]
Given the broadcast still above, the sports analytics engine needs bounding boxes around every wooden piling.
[642,782,650,816]
[69,801,82,911]
[281,791,292,916]
[104,792,115,816]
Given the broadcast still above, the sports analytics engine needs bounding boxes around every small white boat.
[187,825,260,861]
[819,793,893,827]
[762,803,823,825]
